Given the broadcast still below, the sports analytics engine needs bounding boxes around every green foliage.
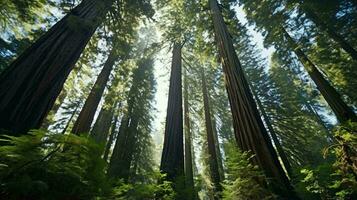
[104,173,175,200]
[222,142,275,200]
[296,122,357,199]
[0,130,110,199]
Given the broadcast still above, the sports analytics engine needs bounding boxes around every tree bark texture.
[302,6,357,61]
[160,43,184,186]
[184,69,195,199]
[282,28,356,123]
[0,0,111,135]
[209,0,293,195]
[72,49,117,135]
[201,69,222,196]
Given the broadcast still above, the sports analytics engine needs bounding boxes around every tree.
[160,43,185,196]
[71,47,119,135]
[108,54,156,181]
[209,0,294,196]
[183,68,196,199]
[200,67,222,197]
[0,0,154,135]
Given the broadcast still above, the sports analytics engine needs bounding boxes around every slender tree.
[184,68,195,199]
[209,0,294,196]
[200,68,222,196]
[72,48,119,135]
[281,27,356,123]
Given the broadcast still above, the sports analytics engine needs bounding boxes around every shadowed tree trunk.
[209,0,294,196]
[107,110,139,181]
[282,28,356,123]
[72,49,118,135]
[183,69,195,199]
[41,88,68,129]
[302,6,357,61]
[201,69,222,196]
[103,104,120,161]
[0,0,112,135]
[160,43,184,195]
[90,105,114,144]
[211,115,225,181]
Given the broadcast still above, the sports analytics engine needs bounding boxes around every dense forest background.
[0,0,356,199]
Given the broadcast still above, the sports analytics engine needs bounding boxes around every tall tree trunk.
[282,28,356,123]
[103,105,120,162]
[302,6,357,61]
[184,69,195,199]
[160,43,184,196]
[211,115,225,181]
[248,80,293,178]
[209,0,294,196]
[201,69,222,196]
[0,0,111,135]
[108,113,139,181]
[72,49,117,135]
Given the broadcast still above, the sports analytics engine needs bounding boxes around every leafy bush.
[0,130,110,199]
[296,122,357,199]
[103,173,175,200]
[222,142,275,200]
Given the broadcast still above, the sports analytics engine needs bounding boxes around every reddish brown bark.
[72,49,117,135]
[209,0,293,196]
[0,0,111,135]
[160,43,184,187]
[201,69,222,196]
[282,28,356,123]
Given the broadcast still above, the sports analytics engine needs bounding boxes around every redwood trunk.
[201,69,221,195]
[184,69,195,199]
[282,28,356,123]
[160,43,184,186]
[0,0,111,135]
[303,6,357,61]
[72,49,117,134]
[209,0,293,195]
